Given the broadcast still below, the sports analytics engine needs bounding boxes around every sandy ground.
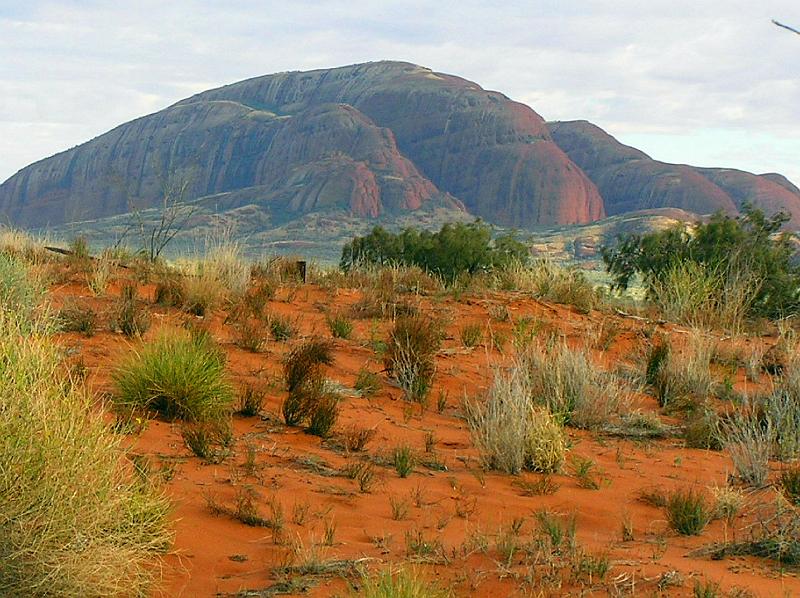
[49,272,800,598]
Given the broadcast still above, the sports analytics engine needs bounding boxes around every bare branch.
[773,19,800,36]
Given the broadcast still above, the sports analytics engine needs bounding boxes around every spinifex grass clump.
[112,328,234,422]
[521,341,627,429]
[0,252,43,326]
[111,282,151,337]
[467,364,567,475]
[0,312,172,596]
[281,338,339,436]
[665,487,711,535]
[384,314,441,403]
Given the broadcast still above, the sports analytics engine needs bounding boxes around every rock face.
[0,61,797,231]
[548,120,800,227]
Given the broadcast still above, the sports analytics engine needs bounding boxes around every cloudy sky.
[1,0,798,184]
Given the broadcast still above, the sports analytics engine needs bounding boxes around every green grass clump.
[0,311,172,596]
[112,328,234,422]
[393,446,416,478]
[327,312,354,339]
[352,566,450,598]
[0,252,43,326]
[665,488,711,535]
[281,338,338,436]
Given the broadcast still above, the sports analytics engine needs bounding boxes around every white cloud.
[1,0,799,184]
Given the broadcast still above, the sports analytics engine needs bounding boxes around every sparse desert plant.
[512,476,560,496]
[719,408,773,487]
[58,300,97,336]
[384,314,441,403]
[181,271,224,316]
[389,495,410,520]
[393,446,416,478]
[87,251,116,295]
[112,328,234,422]
[181,419,233,463]
[327,312,354,339]
[684,407,722,450]
[111,282,151,337]
[341,424,377,452]
[692,578,721,598]
[268,313,298,341]
[459,322,483,348]
[570,455,602,490]
[346,461,376,493]
[780,466,800,505]
[307,391,339,438]
[236,386,264,417]
[521,341,627,428]
[535,510,577,554]
[711,485,745,524]
[281,338,334,427]
[0,311,172,596]
[153,267,185,307]
[353,566,450,598]
[647,332,714,410]
[494,260,600,313]
[467,364,566,474]
[284,338,334,394]
[355,367,381,397]
[763,374,800,461]
[202,240,250,297]
[230,316,267,352]
[665,487,711,535]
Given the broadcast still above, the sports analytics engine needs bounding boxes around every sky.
[1,0,798,185]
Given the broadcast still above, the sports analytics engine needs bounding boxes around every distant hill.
[2,60,798,236]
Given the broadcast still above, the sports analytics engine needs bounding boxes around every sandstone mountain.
[1,61,798,232]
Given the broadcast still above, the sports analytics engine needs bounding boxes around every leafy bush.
[340,221,528,283]
[602,206,800,321]
[112,329,233,422]
[665,488,711,535]
[0,312,171,596]
[384,315,442,403]
[467,364,566,474]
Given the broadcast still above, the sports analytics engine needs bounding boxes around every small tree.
[133,175,197,262]
[602,205,800,319]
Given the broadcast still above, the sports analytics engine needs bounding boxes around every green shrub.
[283,338,334,395]
[384,315,441,403]
[181,420,233,463]
[0,312,172,596]
[340,221,528,283]
[665,488,711,535]
[307,392,339,438]
[112,329,233,422]
[603,206,800,321]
